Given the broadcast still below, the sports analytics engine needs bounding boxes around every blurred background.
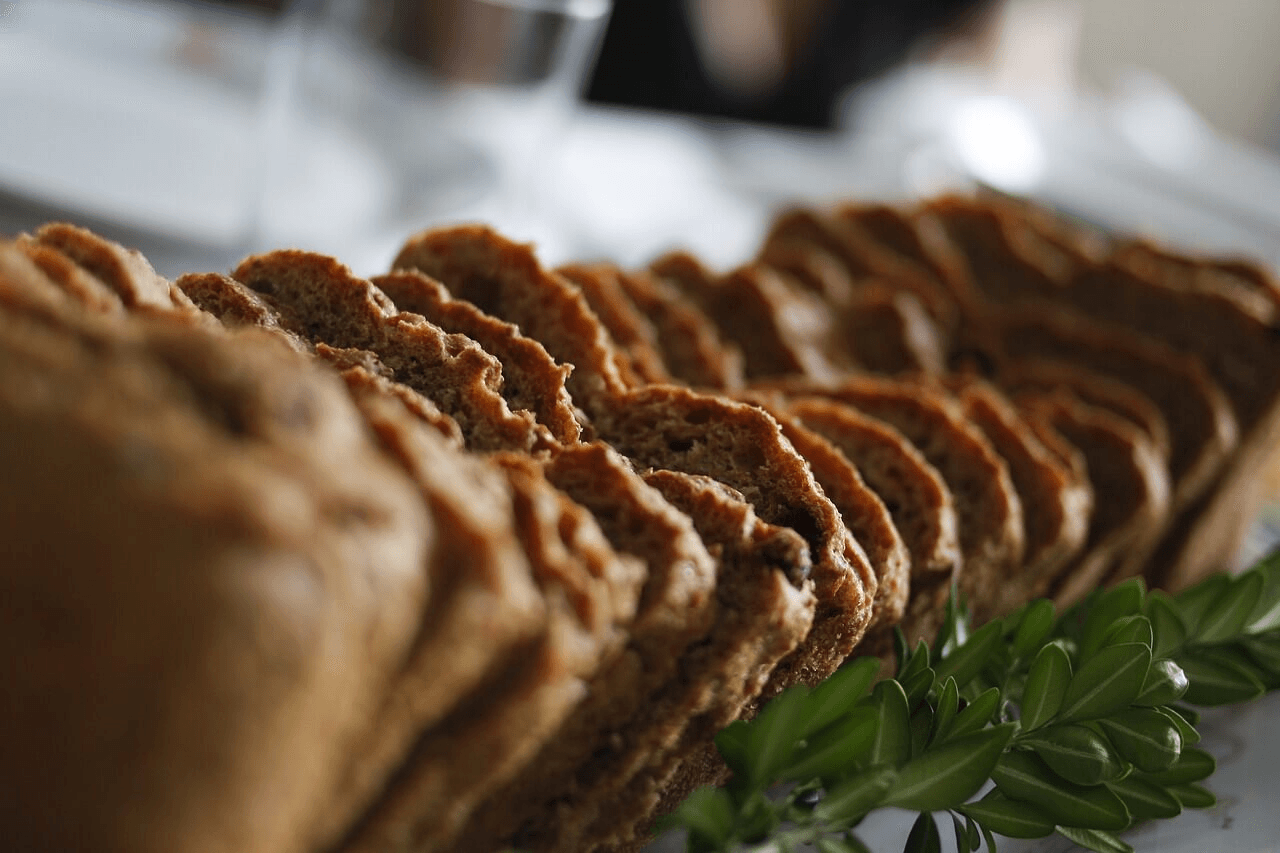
[3,0,1280,276]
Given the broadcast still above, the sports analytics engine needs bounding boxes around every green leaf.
[1081,580,1145,660]
[746,686,810,785]
[783,705,879,782]
[803,657,881,737]
[1153,706,1200,746]
[1055,826,1134,853]
[1012,599,1057,659]
[882,724,1017,812]
[1135,659,1189,707]
[1178,647,1266,706]
[816,837,871,853]
[904,812,942,853]
[813,764,899,826]
[958,793,1056,838]
[991,750,1131,831]
[868,680,913,767]
[900,640,932,684]
[659,786,735,847]
[1240,633,1280,675]
[980,821,998,853]
[1145,593,1188,660]
[1059,643,1152,722]
[1098,708,1182,773]
[1020,724,1126,786]
[1020,643,1072,731]
[902,667,938,710]
[931,677,960,745]
[964,814,982,851]
[1139,746,1215,785]
[931,591,965,658]
[1197,571,1264,644]
[1169,783,1216,809]
[714,721,751,779]
[935,621,1003,690]
[894,627,911,677]
[948,687,1002,739]
[1107,774,1182,821]
[1103,615,1153,650]
[733,790,777,843]
[1174,573,1230,635]
[910,704,934,758]
[950,812,969,853]
[1244,551,1280,633]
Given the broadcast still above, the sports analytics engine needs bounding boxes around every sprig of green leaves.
[659,549,1280,853]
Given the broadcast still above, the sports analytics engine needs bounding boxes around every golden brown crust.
[777,375,1024,622]
[950,377,1093,606]
[989,304,1235,515]
[580,470,817,853]
[653,254,846,382]
[455,442,718,853]
[594,384,874,692]
[392,225,633,416]
[627,262,746,390]
[737,390,909,634]
[231,249,548,453]
[13,234,125,314]
[30,222,207,320]
[374,269,584,446]
[1016,390,1172,605]
[556,263,673,386]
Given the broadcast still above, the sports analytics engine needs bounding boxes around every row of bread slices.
[2,191,1279,853]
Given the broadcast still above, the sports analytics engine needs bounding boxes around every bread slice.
[453,442,718,853]
[392,225,633,415]
[555,263,673,385]
[788,396,962,585]
[1016,390,1172,604]
[1113,240,1280,312]
[13,233,124,314]
[840,284,947,375]
[373,268,583,447]
[785,395,963,649]
[310,382,547,850]
[317,351,466,448]
[999,358,1172,467]
[578,470,818,853]
[224,250,549,453]
[0,291,431,853]
[339,450,644,853]
[619,265,745,390]
[28,222,206,318]
[594,384,874,692]
[949,377,1093,607]
[0,241,75,312]
[779,376,1023,621]
[990,304,1235,515]
[757,239,858,307]
[650,252,844,382]
[738,391,910,634]
[761,207,963,337]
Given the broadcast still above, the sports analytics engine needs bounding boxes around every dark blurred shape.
[586,0,995,128]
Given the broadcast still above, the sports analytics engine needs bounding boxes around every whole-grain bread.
[0,289,431,853]
[594,384,875,692]
[374,268,584,447]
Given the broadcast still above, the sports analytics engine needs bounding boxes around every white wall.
[1066,0,1280,148]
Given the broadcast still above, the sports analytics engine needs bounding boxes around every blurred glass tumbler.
[0,0,317,247]
[308,0,613,220]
